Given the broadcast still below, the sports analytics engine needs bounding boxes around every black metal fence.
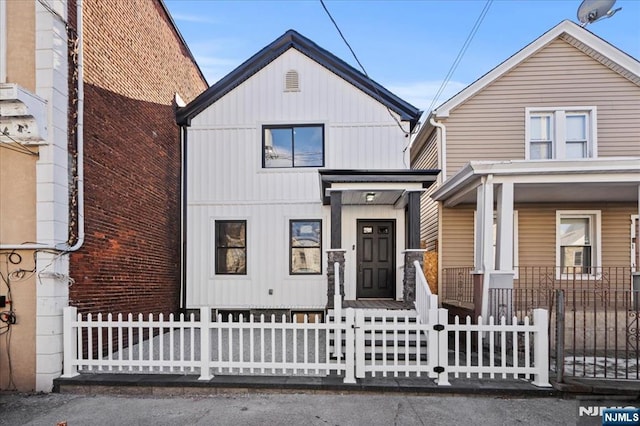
[488,287,639,380]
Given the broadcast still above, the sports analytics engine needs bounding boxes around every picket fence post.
[435,308,450,386]
[531,308,551,387]
[343,308,356,384]
[198,307,213,380]
[62,306,79,378]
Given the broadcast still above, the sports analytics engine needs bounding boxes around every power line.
[427,0,493,115]
[319,0,412,136]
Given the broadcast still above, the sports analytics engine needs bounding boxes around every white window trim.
[525,106,597,160]
[555,210,602,279]
[473,210,519,278]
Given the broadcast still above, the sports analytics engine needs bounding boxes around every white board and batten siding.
[186,48,410,309]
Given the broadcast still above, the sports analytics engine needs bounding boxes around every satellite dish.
[577,0,622,26]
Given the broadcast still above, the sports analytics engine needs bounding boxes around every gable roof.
[176,29,422,128]
[431,20,639,120]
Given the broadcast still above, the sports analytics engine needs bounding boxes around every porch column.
[495,182,514,271]
[407,191,421,249]
[327,250,345,308]
[491,182,515,321]
[403,250,425,308]
[474,177,494,274]
[475,175,494,322]
[330,191,342,249]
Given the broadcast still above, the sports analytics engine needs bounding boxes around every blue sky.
[164,0,640,113]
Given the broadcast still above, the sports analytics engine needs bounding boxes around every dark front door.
[357,220,395,299]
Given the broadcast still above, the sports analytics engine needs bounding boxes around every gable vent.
[284,70,300,92]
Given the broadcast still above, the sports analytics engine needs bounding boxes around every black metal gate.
[555,288,639,380]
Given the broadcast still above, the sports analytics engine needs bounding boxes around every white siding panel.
[187,202,329,309]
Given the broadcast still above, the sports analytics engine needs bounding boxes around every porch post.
[407,191,421,249]
[491,182,515,321]
[330,191,342,249]
[476,175,494,322]
[495,182,514,271]
[327,250,345,308]
[403,250,425,308]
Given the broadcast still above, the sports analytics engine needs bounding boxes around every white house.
[177,30,438,317]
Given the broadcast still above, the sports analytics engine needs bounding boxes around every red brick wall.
[69,0,207,316]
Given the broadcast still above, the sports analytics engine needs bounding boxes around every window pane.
[566,114,586,141]
[530,115,551,141]
[530,141,551,159]
[216,221,246,274]
[560,217,590,246]
[566,141,587,159]
[291,221,321,247]
[293,126,323,167]
[217,222,245,247]
[264,128,293,167]
[216,248,246,274]
[291,248,321,273]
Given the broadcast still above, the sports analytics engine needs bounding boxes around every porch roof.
[432,158,640,206]
[319,169,439,206]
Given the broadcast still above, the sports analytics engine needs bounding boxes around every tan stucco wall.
[0,147,37,244]
[6,0,35,91]
[0,147,38,390]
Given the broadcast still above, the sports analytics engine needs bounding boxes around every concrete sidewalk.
[0,390,579,426]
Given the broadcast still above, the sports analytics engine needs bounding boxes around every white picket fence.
[62,303,550,387]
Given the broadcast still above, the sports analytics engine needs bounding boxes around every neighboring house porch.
[433,158,640,320]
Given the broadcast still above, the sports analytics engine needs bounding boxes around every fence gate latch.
[433,324,444,331]
[433,366,445,374]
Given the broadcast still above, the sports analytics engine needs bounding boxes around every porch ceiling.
[319,169,439,205]
[447,181,640,205]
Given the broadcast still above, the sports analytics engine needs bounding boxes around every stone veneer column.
[326,250,345,308]
[403,250,425,309]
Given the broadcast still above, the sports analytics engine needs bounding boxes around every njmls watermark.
[577,402,640,426]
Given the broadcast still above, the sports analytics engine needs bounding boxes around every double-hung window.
[556,211,601,276]
[526,107,596,160]
[263,124,324,168]
[215,220,247,275]
[290,220,322,274]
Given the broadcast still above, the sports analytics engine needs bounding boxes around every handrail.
[414,260,437,324]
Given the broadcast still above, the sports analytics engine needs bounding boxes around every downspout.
[429,116,446,298]
[429,116,446,182]
[179,124,187,314]
[64,0,85,252]
[0,0,84,252]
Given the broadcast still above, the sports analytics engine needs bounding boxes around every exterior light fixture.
[365,192,375,203]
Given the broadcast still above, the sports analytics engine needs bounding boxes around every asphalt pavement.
[0,391,580,426]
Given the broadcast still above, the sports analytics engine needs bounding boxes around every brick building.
[0,0,206,392]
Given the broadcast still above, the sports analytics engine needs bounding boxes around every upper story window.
[525,107,597,160]
[263,124,324,168]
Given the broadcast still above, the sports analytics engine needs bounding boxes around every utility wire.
[319,0,412,136]
[426,0,493,115]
